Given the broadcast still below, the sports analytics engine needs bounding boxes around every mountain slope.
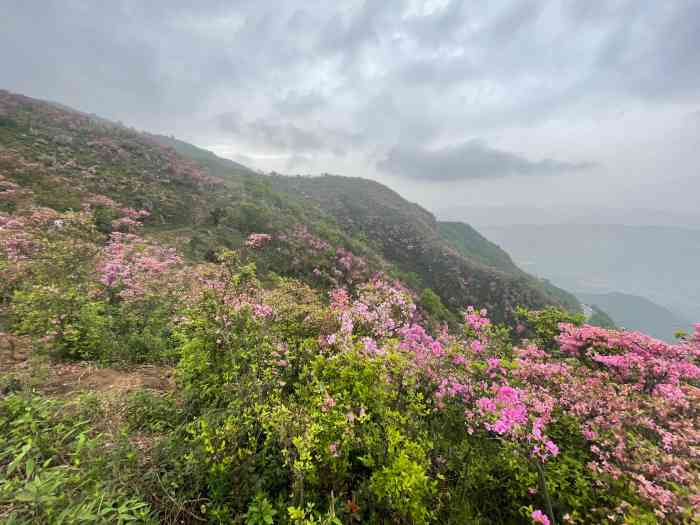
[147,133,255,177]
[3,89,699,524]
[0,89,576,324]
[268,174,580,320]
[437,221,521,274]
[436,221,581,312]
[577,291,691,342]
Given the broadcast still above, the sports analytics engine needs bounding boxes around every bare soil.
[0,334,174,397]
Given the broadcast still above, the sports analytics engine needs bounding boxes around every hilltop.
[0,89,576,324]
[269,174,580,322]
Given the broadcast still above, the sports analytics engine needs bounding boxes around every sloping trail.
[0,333,175,397]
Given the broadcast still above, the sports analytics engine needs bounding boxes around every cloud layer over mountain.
[2,0,699,215]
[378,140,595,181]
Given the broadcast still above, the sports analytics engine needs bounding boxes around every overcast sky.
[2,1,699,219]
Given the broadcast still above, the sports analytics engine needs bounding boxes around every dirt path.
[1,333,174,397]
[43,362,174,395]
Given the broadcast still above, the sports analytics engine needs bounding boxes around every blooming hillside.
[0,89,576,324]
[269,174,581,322]
[1,90,698,524]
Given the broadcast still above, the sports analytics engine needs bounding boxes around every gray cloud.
[3,1,699,137]
[217,112,362,156]
[378,140,595,181]
[273,90,328,117]
[218,112,324,153]
[286,154,314,171]
[1,0,699,214]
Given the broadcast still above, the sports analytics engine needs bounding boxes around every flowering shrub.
[0,169,698,522]
[245,232,273,248]
[96,232,182,301]
[168,263,438,522]
[2,207,187,363]
[159,250,699,523]
[258,225,373,290]
[548,323,700,521]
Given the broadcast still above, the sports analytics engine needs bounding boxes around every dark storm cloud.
[377,140,595,181]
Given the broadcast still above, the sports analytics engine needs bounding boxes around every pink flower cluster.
[83,193,120,210]
[245,233,272,249]
[288,225,331,253]
[324,277,416,350]
[0,175,31,202]
[0,214,35,262]
[96,233,182,300]
[557,323,700,395]
[120,208,150,220]
[220,294,274,320]
[82,194,150,233]
[278,226,372,287]
[333,247,368,284]
[517,324,700,518]
[531,509,550,525]
[318,286,699,519]
[110,216,142,233]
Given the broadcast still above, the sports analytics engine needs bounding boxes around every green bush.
[111,299,178,364]
[124,390,181,433]
[0,393,155,524]
[515,306,584,352]
[11,284,178,364]
[12,285,114,361]
[419,287,457,326]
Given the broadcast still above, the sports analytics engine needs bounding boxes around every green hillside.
[436,221,581,313]
[0,89,576,325]
[2,89,697,525]
[269,175,579,322]
[437,221,520,273]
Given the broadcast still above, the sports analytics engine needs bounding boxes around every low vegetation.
[1,90,698,524]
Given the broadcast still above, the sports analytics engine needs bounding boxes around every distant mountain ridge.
[479,223,700,326]
[577,291,691,342]
[439,205,700,229]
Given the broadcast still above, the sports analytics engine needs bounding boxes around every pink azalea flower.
[531,509,550,525]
